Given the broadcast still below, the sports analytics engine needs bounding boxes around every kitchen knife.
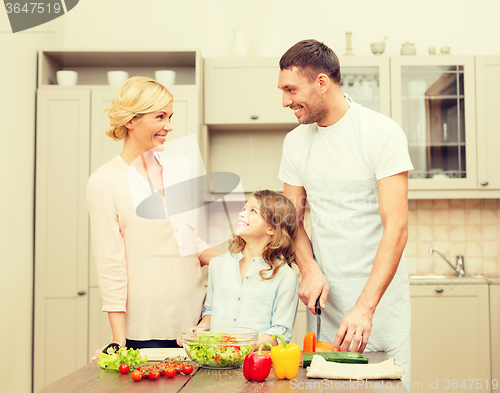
[315,298,322,342]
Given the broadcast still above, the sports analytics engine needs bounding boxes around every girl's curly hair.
[229,190,299,280]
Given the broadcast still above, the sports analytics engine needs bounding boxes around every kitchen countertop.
[39,352,408,393]
[409,274,500,285]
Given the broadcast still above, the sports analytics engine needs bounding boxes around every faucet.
[428,249,465,277]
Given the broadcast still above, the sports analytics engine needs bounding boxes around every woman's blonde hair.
[104,76,173,140]
[229,190,299,280]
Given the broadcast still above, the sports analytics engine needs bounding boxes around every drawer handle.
[250,115,259,120]
[435,288,444,293]
[480,181,489,186]
[77,291,87,296]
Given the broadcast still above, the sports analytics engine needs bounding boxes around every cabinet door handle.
[480,181,489,186]
[77,291,87,296]
[250,115,259,120]
[435,288,444,293]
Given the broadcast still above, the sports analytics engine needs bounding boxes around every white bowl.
[107,71,129,86]
[155,70,176,87]
[56,70,78,86]
[440,46,451,55]
[370,42,385,55]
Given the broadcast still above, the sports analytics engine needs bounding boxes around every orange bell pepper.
[315,341,334,352]
[302,332,316,353]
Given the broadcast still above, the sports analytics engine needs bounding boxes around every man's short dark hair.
[280,39,341,84]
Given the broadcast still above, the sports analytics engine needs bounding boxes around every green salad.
[186,332,252,368]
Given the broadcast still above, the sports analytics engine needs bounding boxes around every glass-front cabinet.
[391,56,477,190]
[339,56,391,117]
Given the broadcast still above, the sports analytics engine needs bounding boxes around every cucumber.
[302,352,369,367]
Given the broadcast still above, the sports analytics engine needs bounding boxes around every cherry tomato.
[165,367,177,378]
[181,364,194,375]
[149,371,159,380]
[118,363,130,374]
[157,363,166,376]
[172,362,181,374]
[131,370,141,382]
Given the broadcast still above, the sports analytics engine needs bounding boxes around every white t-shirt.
[278,104,414,185]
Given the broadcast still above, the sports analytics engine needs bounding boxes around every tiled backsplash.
[406,199,500,276]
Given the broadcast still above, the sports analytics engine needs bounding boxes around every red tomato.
[181,364,194,375]
[172,362,181,374]
[157,362,166,375]
[149,371,159,380]
[118,364,129,374]
[165,367,177,378]
[131,370,141,382]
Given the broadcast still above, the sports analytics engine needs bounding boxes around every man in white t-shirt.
[277,39,414,383]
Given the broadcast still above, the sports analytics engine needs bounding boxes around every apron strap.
[345,94,376,180]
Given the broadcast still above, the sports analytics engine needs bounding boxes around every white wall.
[62,0,500,57]
[0,9,62,393]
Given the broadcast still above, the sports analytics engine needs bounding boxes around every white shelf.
[38,50,202,88]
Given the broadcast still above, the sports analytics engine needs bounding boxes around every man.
[277,39,413,383]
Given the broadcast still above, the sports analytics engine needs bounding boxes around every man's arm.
[283,183,329,314]
[332,171,409,353]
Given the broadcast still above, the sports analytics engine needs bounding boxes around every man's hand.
[332,302,373,353]
[298,263,330,314]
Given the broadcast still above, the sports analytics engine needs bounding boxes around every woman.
[87,76,221,359]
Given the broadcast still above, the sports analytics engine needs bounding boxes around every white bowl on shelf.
[56,70,78,86]
[155,70,176,87]
[107,71,129,86]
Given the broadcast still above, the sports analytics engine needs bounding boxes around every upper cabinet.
[204,57,296,125]
[391,56,477,191]
[204,56,391,125]
[476,56,500,190]
[338,56,391,117]
[205,55,500,197]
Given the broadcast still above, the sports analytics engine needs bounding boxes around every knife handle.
[315,298,322,315]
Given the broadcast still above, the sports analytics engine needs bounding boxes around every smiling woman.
[86,76,222,359]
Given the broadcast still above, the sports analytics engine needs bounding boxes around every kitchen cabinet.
[476,56,500,191]
[490,284,500,387]
[338,56,391,117]
[204,57,296,125]
[34,88,91,392]
[34,50,203,391]
[410,284,491,392]
[391,56,477,191]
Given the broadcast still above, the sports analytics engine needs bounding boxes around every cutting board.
[139,347,187,361]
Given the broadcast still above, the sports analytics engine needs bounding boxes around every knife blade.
[315,298,322,342]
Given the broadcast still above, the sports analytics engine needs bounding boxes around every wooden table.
[39,352,408,392]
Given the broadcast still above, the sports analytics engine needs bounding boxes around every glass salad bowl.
[182,326,258,369]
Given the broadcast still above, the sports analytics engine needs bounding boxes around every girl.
[199,190,300,347]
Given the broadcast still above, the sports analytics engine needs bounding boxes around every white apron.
[304,97,411,384]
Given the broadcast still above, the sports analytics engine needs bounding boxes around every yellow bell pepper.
[271,334,301,380]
